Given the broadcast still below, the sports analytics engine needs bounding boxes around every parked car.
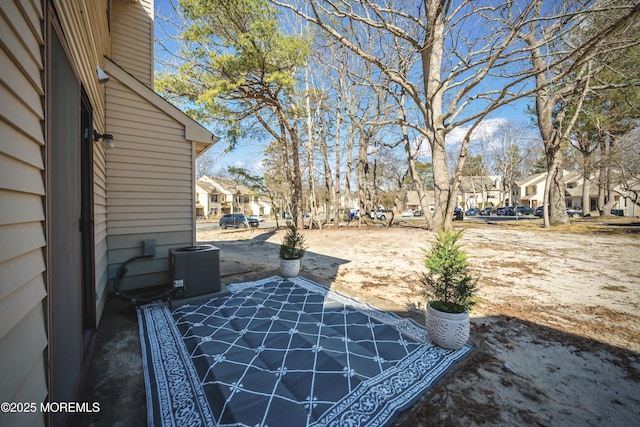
[465,208,481,216]
[453,207,464,221]
[496,206,514,216]
[348,209,360,220]
[402,210,414,217]
[534,206,544,217]
[248,214,264,222]
[413,210,423,216]
[566,208,583,218]
[219,213,251,229]
[511,206,534,216]
[480,207,495,215]
[370,210,387,220]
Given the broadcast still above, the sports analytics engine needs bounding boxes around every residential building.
[197,175,272,218]
[517,170,640,215]
[405,190,436,213]
[457,176,503,209]
[0,2,216,426]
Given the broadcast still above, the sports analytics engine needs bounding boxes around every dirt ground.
[197,218,640,426]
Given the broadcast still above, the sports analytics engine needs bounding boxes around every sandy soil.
[198,219,640,426]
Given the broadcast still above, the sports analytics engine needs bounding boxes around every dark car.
[534,206,544,217]
[511,206,534,216]
[480,207,495,215]
[465,208,481,216]
[219,213,251,229]
[453,207,464,221]
[497,206,514,216]
[566,208,583,218]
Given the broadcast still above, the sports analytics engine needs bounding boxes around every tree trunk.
[333,94,342,227]
[319,130,334,225]
[305,72,320,230]
[581,153,591,215]
[356,135,371,226]
[399,88,432,229]
[423,0,451,231]
[278,108,304,229]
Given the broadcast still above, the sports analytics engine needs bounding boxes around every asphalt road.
[196,214,539,231]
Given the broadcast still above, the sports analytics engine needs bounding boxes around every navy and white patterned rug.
[138,276,474,427]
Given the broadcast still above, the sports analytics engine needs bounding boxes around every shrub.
[421,229,477,314]
[279,223,307,260]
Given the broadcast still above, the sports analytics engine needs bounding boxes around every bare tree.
[271,0,640,229]
[523,0,640,226]
[266,1,543,229]
[487,122,540,206]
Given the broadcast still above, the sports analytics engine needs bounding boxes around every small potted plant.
[421,229,478,350]
[279,223,307,277]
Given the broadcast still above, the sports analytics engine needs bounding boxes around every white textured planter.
[280,258,301,278]
[425,303,470,350]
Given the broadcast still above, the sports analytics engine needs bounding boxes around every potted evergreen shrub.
[279,223,307,277]
[421,229,478,350]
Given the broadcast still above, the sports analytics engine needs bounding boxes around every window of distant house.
[211,194,218,203]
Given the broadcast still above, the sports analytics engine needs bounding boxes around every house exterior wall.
[111,0,154,86]
[0,3,48,423]
[105,77,195,290]
[1,1,214,425]
[0,1,111,425]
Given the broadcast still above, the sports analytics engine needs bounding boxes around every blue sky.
[154,0,542,175]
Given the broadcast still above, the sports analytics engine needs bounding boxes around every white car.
[248,215,264,222]
[401,210,414,217]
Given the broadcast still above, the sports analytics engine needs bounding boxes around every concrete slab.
[220,259,252,277]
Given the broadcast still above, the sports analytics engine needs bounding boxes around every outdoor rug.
[138,276,474,427]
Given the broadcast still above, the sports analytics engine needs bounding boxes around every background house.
[517,170,640,215]
[197,175,273,218]
[405,190,436,213]
[0,1,216,426]
[457,176,503,209]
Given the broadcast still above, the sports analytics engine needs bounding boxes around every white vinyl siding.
[105,79,194,290]
[0,1,47,426]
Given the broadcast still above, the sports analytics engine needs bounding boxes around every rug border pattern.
[140,276,474,427]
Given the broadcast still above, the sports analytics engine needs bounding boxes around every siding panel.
[111,0,153,85]
[0,1,46,423]
[105,64,196,289]
[0,304,47,403]
[0,83,44,143]
[0,155,46,195]
[0,274,46,350]
[0,249,45,302]
[0,5,42,89]
[0,120,44,168]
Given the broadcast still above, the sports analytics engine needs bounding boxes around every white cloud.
[445,117,509,146]
[416,117,510,158]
